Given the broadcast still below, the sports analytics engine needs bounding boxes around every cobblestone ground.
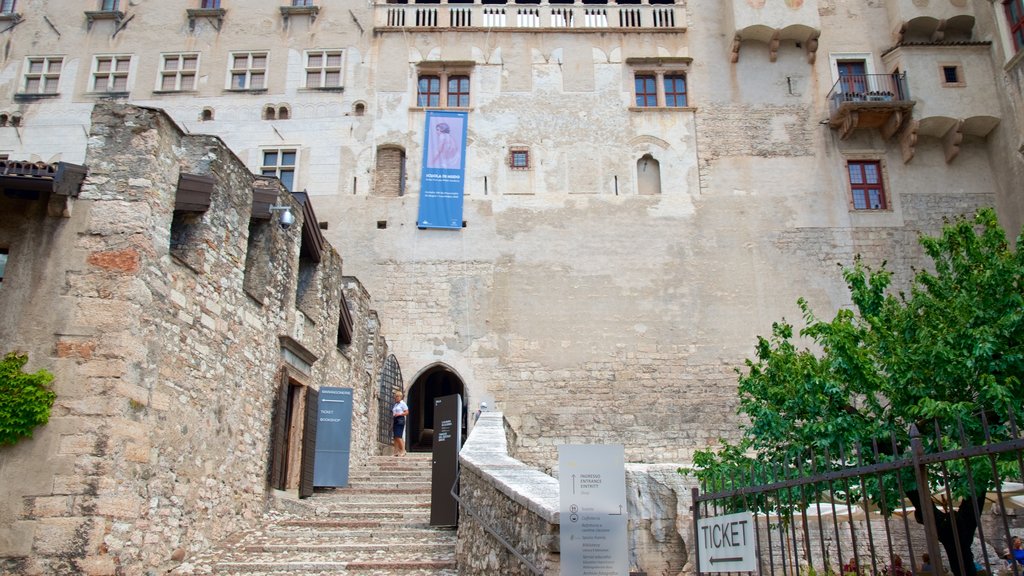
[172,454,457,575]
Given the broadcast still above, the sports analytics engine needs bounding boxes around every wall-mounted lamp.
[269,205,295,230]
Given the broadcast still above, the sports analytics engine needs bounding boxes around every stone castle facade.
[0,0,1023,572]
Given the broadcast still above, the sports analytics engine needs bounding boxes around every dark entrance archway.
[407,364,465,452]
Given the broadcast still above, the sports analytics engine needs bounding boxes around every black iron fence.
[694,413,1024,576]
[377,354,403,446]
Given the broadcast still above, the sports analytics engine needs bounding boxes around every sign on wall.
[558,444,629,576]
[696,511,756,573]
[313,387,352,488]
[417,110,468,230]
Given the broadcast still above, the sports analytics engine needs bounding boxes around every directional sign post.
[558,444,628,576]
[697,511,756,573]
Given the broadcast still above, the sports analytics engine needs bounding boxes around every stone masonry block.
[26,496,71,518]
[59,434,100,456]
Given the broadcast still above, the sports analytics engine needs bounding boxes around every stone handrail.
[457,412,560,575]
[375,3,684,31]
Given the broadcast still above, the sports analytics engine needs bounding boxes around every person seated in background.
[921,553,933,573]
[844,557,860,576]
[890,554,912,576]
[1006,537,1024,566]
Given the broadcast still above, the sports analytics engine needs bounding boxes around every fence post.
[910,424,944,573]
[692,487,702,576]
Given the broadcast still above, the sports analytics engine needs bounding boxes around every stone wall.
[458,411,697,576]
[0,103,388,574]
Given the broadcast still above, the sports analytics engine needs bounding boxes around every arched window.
[374,146,406,197]
[637,154,662,195]
[378,355,404,446]
[354,102,366,116]
[278,105,290,120]
[263,105,276,120]
[201,107,214,121]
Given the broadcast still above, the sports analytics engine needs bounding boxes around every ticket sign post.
[697,511,757,573]
[312,387,353,488]
[430,393,462,527]
[558,444,629,576]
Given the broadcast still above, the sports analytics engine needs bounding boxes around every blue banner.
[417,110,467,229]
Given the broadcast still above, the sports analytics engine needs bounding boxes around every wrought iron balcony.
[827,73,914,140]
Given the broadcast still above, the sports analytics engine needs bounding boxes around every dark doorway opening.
[407,364,465,452]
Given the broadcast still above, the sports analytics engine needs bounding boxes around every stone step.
[253,529,456,543]
[234,542,454,554]
[211,560,456,574]
[306,494,432,506]
[278,519,435,529]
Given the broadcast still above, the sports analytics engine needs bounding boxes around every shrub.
[0,352,56,446]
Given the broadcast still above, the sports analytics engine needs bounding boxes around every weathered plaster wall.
[0,103,387,574]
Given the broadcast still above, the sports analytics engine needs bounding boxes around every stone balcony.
[885,0,976,43]
[727,0,821,63]
[882,44,1001,163]
[375,1,685,32]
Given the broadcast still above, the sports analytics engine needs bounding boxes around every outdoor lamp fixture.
[269,204,295,229]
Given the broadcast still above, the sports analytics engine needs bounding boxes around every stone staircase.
[175,453,457,575]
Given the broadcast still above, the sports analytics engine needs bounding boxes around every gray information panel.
[559,444,629,576]
[430,393,462,527]
[313,387,352,488]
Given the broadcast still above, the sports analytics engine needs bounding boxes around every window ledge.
[1004,49,1024,73]
[0,12,22,22]
[281,5,320,19]
[409,106,474,112]
[849,208,893,214]
[14,92,60,102]
[89,91,131,98]
[152,89,200,95]
[628,106,696,112]
[300,86,345,92]
[224,88,268,93]
[84,10,123,20]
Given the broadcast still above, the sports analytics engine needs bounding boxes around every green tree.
[690,208,1024,576]
[0,352,56,446]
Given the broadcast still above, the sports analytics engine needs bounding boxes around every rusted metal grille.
[694,412,1024,576]
[377,354,403,446]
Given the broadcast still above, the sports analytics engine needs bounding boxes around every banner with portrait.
[417,110,468,230]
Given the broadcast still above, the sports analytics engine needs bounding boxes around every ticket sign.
[558,444,628,576]
[697,511,756,573]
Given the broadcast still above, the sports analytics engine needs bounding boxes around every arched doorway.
[407,364,466,452]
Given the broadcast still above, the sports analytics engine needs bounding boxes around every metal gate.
[693,414,1024,576]
[377,354,403,446]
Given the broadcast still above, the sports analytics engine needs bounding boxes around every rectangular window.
[418,75,440,107]
[201,0,220,8]
[447,75,470,107]
[635,74,657,107]
[92,55,131,93]
[509,148,529,170]
[1,0,15,13]
[160,53,198,92]
[293,0,313,5]
[23,57,62,94]
[101,0,119,10]
[0,249,7,284]
[1006,0,1024,52]
[304,50,343,89]
[261,149,297,191]
[663,74,687,107]
[416,69,471,109]
[848,160,887,210]
[230,52,267,90]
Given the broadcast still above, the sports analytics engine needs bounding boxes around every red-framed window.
[635,74,657,107]
[417,75,440,107]
[848,160,887,210]
[1007,0,1024,52]
[447,75,470,107]
[663,74,687,107]
[509,148,529,170]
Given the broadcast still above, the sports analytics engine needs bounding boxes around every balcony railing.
[379,3,683,30]
[827,73,911,117]
[827,73,915,140]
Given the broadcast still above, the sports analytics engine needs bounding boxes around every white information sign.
[558,444,628,576]
[697,511,757,573]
